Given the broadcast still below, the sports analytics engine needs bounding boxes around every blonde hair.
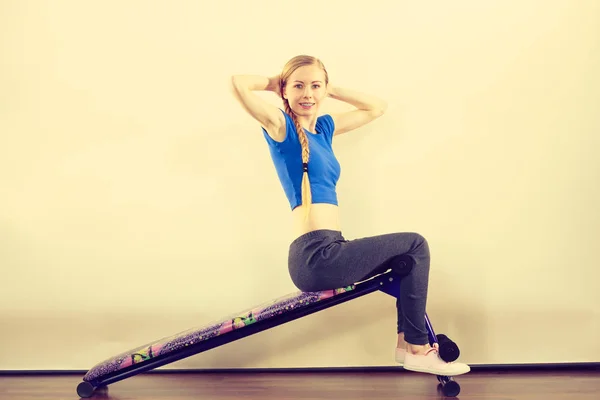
[279,55,329,221]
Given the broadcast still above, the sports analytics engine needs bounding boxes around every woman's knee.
[411,232,430,256]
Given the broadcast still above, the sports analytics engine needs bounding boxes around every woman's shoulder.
[316,114,335,137]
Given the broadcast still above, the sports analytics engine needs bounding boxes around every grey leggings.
[288,229,431,345]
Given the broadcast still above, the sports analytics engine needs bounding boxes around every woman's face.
[283,64,328,117]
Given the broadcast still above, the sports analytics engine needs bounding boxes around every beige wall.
[1,0,599,370]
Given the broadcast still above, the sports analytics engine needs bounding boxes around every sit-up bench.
[76,269,463,398]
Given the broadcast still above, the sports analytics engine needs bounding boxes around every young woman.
[230,55,470,376]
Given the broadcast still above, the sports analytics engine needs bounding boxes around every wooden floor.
[1,369,599,400]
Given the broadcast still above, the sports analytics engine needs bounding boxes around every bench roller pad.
[83,285,355,382]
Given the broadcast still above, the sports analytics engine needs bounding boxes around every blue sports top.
[262,109,341,210]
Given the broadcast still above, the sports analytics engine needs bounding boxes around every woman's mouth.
[299,102,314,110]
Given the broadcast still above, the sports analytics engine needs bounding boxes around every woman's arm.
[230,75,286,141]
[327,85,388,136]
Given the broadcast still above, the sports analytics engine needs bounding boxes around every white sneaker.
[403,346,470,376]
[396,342,437,367]
[395,347,406,366]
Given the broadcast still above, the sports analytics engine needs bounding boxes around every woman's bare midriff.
[291,203,342,239]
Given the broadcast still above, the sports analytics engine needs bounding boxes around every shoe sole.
[403,364,470,376]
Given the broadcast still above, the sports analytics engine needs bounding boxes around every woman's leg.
[288,229,471,376]
[289,230,431,345]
